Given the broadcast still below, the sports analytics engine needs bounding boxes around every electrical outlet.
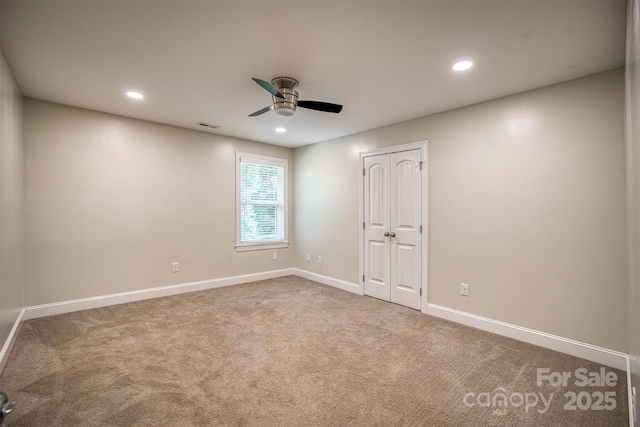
[272,252,278,260]
[460,283,469,296]
[306,253,311,262]
[317,256,322,265]
[172,262,179,273]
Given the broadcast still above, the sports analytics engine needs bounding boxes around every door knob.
[389,232,396,238]
[384,232,390,237]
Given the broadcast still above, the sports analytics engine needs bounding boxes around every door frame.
[358,140,429,312]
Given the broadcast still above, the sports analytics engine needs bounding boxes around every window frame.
[235,152,289,252]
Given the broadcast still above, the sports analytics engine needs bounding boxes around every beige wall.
[21,69,626,352]
[0,47,24,355]
[295,69,626,352]
[627,0,640,415]
[24,99,294,306]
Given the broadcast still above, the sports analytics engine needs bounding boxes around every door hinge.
[363,222,366,229]
[420,225,422,233]
[363,274,365,282]
[420,288,422,296]
[419,161,423,170]
[363,168,366,176]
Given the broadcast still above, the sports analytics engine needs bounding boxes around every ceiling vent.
[197,122,220,129]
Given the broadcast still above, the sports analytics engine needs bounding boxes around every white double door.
[364,149,423,310]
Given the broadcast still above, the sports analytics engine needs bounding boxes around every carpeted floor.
[0,276,628,426]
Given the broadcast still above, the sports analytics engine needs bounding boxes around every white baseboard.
[427,303,627,371]
[300,269,629,372]
[24,269,295,320]
[292,268,361,294]
[12,269,630,374]
[0,308,25,374]
[628,357,635,427]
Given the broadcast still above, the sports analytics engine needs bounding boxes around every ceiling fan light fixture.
[275,108,295,117]
[275,127,286,133]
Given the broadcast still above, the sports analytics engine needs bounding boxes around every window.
[236,152,288,251]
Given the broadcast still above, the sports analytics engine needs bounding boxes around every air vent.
[197,122,220,129]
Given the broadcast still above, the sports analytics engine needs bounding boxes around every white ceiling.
[0,0,626,148]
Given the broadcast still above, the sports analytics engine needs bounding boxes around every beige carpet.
[0,276,628,426]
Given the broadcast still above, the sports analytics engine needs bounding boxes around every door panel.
[369,163,386,227]
[364,155,391,301]
[368,241,387,286]
[390,150,422,310]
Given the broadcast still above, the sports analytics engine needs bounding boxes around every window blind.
[239,159,285,243]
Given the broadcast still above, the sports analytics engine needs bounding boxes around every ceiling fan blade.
[248,105,274,117]
[297,100,343,114]
[252,78,284,98]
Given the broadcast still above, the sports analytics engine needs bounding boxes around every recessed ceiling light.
[126,91,144,99]
[275,127,286,133]
[452,60,473,71]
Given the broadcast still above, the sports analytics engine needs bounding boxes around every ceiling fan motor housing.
[272,77,299,117]
[272,89,298,116]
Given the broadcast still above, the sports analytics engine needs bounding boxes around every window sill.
[235,242,289,252]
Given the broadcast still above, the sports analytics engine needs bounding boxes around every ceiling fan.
[249,77,343,117]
